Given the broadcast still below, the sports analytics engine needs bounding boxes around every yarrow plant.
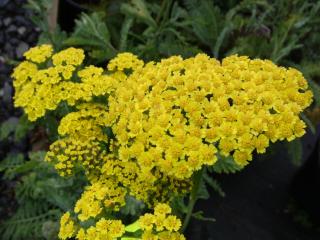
[12,44,313,239]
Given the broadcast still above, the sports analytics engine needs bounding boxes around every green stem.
[181,168,204,232]
[156,0,167,23]
[181,195,197,232]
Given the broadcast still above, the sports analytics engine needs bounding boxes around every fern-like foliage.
[119,0,195,60]
[203,173,225,198]
[1,201,60,240]
[64,12,116,63]
[0,153,26,180]
[0,115,33,143]
[121,0,157,28]
[184,0,228,57]
[0,118,19,141]
[209,154,243,174]
[0,151,86,240]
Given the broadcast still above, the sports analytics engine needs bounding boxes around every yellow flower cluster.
[58,212,125,240]
[23,44,53,63]
[12,46,115,121]
[45,103,111,179]
[52,47,85,66]
[107,52,144,71]
[106,53,312,171]
[49,51,312,240]
[59,212,76,240]
[59,204,184,240]
[74,179,126,221]
[75,218,125,240]
[13,45,313,240]
[139,203,185,240]
[45,137,106,177]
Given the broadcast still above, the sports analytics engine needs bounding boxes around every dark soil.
[0,0,39,226]
[187,128,320,240]
[291,138,320,228]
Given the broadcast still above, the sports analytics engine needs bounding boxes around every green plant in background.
[63,0,202,62]
[64,12,117,62]
[0,115,34,143]
[26,0,67,50]
[27,0,320,88]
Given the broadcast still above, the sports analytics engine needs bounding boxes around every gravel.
[0,1,40,62]
[1,0,39,224]
[3,17,12,27]
[16,41,29,59]
[0,0,9,7]
[17,26,26,35]
[0,0,39,150]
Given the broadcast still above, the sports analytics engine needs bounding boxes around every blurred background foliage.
[1,0,320,239]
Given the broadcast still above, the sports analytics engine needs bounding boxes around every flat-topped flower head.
[58,212,75,240]
[23,44,53,63]
[52,47,85,66]
[107,52,144,71]
[107,53,312,171]
[12,46,115,121]
[139,203,185,239]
